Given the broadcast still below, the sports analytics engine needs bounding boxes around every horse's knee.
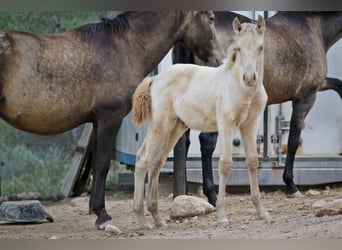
[147,197,158,213]
[246,156,259,171]
[135,153,149,175]
[251,193,261,205]
[219,159,233,176]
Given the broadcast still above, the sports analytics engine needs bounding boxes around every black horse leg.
[185,130,191,156]
[90,119,122,229]
[283,94,316,197]
[199,132,218,206]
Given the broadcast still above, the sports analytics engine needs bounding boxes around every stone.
[312,198,342,217]
[306,189,321,196]
[15,192,41,200]
[170,195,215,219]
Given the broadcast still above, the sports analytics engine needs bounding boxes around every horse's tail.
[319,77,342,99]
[132,76,154,126]
[0,31,12,100]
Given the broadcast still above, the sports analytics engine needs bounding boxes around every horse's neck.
[128,12,183,76]
[316,12,342,50]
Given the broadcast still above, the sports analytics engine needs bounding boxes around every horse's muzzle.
[243,72,257,86]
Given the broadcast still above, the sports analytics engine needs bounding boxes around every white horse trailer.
[114,11,342,186]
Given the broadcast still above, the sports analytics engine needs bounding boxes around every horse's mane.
[73,12,136,43]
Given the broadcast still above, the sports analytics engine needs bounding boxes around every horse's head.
[179,11,224,66]
[229,16,265,88]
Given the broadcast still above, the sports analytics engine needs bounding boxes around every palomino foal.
[132,16,271,229]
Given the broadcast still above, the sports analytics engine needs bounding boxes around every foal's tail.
[132,77,154,126]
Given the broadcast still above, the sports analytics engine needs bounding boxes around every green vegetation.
[0,120,74,196]
[0,11,101,33]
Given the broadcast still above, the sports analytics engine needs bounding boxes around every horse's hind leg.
[240,120,272,222]
[284,94,316,197]
[133,127,168,230]
[133,143,149,229]
[199,132,218,207]
[133,121,183,229]
[147,121,188,227]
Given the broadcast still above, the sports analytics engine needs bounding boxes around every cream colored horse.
[132,16,271,229]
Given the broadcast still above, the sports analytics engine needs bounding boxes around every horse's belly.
[0,102,85,135]
[183,118,217,132]
[174,98,217,132]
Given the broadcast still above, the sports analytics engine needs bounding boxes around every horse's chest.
[232,104,251,126]
[219,99,252,127]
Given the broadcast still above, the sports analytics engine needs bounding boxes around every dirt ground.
[0,183,342,239]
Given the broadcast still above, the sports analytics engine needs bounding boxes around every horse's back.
[152,63,217,100]
[150,63,220,131]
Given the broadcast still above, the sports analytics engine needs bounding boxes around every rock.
[170,195,215,219]
[197,186,205,197]
[104,224,122,235]
[306,189,321,196]
[312,198,342,217]
[14,192,41,200]
[0,196,8,203]
[49,235,59,239]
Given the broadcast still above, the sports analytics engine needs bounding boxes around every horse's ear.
[233,17,242,34]
[257,15,265,33]
[226,45,238,69]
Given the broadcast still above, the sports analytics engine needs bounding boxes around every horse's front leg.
[284,95,316,198]
[216,125,234,225]
[90,120,122,234]
[199,132,218,206]
[240,119,272,222]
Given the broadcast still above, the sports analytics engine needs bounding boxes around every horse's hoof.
[260,212,273,223]
[217,218,229,226]
[155,220,168,228]
[286,190,303,198]
[142,222,153,230]
[98,221,122,235]
[208,195,217,207]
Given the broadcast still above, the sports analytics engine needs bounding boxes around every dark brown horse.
[0,11,222,232]
[173,11,342,206]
